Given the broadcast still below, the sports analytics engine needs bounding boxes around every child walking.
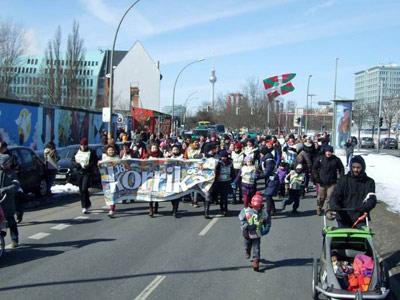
[238,192,271,271]
[282,164,305,214]
[99,145,120,218]
[277,162,289,199]
[233,155,258,208]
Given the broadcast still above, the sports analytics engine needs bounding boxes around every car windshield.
[362,138,373,141]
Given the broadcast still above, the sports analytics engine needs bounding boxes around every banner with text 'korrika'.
[98,158,217,205]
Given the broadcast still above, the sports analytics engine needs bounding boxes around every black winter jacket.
[312,155,344,187]
[330,172,376,226]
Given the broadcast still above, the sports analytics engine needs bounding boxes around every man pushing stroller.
[330,155,377,228]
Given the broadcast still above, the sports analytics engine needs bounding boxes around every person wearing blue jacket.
[259,148,278,214]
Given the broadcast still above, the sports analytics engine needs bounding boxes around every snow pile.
[51,183,79,194]
[338,153,400,214]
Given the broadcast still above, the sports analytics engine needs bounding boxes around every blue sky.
[1,0,400,113]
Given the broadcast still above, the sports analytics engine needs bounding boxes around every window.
[19,149,33,167]
[28,59,31,64]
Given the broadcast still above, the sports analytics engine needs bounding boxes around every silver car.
[360,137,375,148]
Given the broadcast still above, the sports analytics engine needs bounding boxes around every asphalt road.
[0,191,323,300]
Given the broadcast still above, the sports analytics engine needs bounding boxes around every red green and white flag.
[263,73,296,98]
[263,73,296,89]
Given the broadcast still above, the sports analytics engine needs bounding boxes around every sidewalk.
[371,201,400,299]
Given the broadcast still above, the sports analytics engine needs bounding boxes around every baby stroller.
[312,209,390,300]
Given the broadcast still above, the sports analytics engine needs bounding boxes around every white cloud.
[305,0,336,16]
[80,0,294,38]
[155,8,400,65]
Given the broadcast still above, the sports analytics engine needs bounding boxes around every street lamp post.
[308,93,316,131]
[108,0,142,138]
[182,91,198,127]
[305,75,312,134]
[171,58,205,135]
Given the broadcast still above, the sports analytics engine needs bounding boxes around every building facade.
[0,41,161,112]
[112,41,161,112]
[355,64,400,104]
[0,51,104,109]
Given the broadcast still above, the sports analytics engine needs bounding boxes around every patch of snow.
[51,183,79,194]
[338,152,400,214]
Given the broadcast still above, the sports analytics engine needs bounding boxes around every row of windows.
[0,67,37,74]
[44,68,94,76]
[44,59,99,67]
[12,85,94,97]
[9,76,94,87]
[27,59,39,65]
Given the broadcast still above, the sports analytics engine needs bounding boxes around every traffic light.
[379,117,383,127]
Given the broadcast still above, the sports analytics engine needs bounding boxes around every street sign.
[318,101,332,106]
[294,108,304,127]
[102,107,110,122]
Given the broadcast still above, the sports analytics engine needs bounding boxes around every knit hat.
[80,137,88,145]
[251,192,264,210]
[350,155,366,173]
[219,150,229,158]
[324,145,334,153]
[244,155,253,163]
[267,140,274,147]
[234,142,243,149]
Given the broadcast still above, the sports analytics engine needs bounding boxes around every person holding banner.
[73,138,98,214]
[214,150,234,217]
[168,144,185,217]
[203,142,218,218]
[100,145,120,218]
[147,143,163,217]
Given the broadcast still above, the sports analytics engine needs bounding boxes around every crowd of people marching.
[1,128,377,272]
[81,129,346,220]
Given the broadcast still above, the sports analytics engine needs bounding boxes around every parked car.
[360,137,375,148]
[55,144,104,188]
[380,138,398,149]
[8,146,48,197]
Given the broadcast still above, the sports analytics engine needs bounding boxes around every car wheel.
[36,179,48,197]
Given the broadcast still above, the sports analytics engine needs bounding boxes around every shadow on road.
[0,264,252,292]
[18,217,101,227]
[258,257,313,272]
[0,238,115,269]
[272,209,317,219]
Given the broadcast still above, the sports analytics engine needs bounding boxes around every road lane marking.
[74,216,89,220]
[199,218,219,236]
[134,275,166,300]
[51,224,71,230]
[29,232,50,240]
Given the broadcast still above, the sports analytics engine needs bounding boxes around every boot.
[149,206,154,218]
[154,202,159,214]
[204,203,210,219]
[316,207,321,216]
[252,259,259,271]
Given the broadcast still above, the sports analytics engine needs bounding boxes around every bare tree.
[382,95,400,137]
[365,102,379,139]
[352,100,368,149]
[65,20,85,107]
[0,21,25,97]
[44,26,63,105]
